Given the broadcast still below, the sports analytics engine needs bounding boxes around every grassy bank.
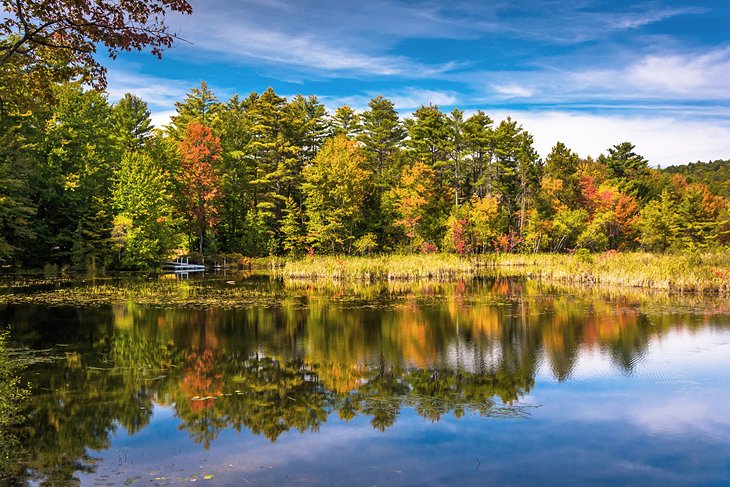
[283,254,477,280]
[491,251,730,293]
[282,252,730,293]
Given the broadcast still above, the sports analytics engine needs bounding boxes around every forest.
[1,0,729,270]
[2,80,730,269]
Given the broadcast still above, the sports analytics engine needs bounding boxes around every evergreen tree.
[281,196,305,255]
[638,190,679,251]
[332,105,361,138]
[492,118,524,231]
[112,93,153,152]
[0,117,36,263]
[677,185,721,249]
[168,82,220,140]
[463,110,495,197]
[405,104,449,169]
[358,96,405,182]
[602,142,652,200]
[544,142,580,209]
[446,108,467,205]
[217,95,255,253]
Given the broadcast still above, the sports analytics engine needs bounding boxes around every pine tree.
[168,82,220,140]
[112,93,153,152]
[41,83,117,267]
[281,196,304,255]
[544,142,580,209]
[638,190,679,251]
[358,96,405,182]
[332,105,361,138]
[463,110,494,197]
[0,118,36,263]
[217,95,255,253]
[405,104,449,169]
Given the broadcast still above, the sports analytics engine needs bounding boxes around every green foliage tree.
[245,88,300,253]
[406,104,449,167]
[281,196,305,255]
[302,135,372,253]
[637,190,679,251]
[676,185,722,249]
[168,82,220,140]
[216,95,255,253]
[40,83,117,267]
[332,105,361,138]
[0,117,36,263]
[112,93,153,152]
[112,151,180,267]
[358,96,405,183]
[463,110,495,197]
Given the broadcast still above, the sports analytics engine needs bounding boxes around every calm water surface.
[1,275,729,486]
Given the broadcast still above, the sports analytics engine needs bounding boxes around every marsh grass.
[283,252,730,293]
[490,251,730,294]
[283,254,476,280]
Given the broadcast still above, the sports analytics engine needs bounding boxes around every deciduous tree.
[178,122,222,255]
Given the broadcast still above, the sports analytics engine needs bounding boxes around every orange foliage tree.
[391,161,436,252]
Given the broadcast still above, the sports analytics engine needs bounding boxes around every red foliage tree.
[179,122,222,254]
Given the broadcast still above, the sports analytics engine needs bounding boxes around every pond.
[1,274,729,486]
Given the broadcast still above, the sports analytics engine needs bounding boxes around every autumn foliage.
[179,122,222,254]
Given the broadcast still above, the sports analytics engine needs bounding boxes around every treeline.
[1,81,729,269]
[664,159,730,199]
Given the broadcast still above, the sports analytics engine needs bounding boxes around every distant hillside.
[664,159,730,198]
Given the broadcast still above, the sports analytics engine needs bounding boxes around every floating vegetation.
[0,277,285,309]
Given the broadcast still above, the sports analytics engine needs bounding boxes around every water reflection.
[1,276,729,485]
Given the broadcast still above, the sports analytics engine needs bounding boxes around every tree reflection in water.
[2,276,728,485]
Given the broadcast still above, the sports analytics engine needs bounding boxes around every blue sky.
[105,0,730,165]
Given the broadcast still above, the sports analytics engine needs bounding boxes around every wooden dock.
[162,257,206,272]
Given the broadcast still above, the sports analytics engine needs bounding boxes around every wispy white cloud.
[467,2,703,44]
[323,87,460,112]
[488,110,730,165]
[149,109,177,128]
[458,46,730,106]
[105,68,190,109]
[172,0,469,79]
[492,84,534,98]
[625,48,730,96]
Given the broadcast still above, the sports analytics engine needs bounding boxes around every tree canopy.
[0,80,728,268]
